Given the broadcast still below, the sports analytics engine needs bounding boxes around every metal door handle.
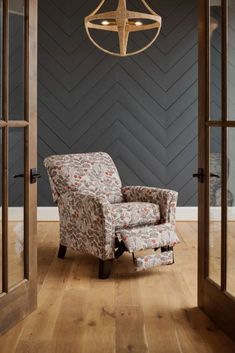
[14,170,41,183]
[192,168,204,183]
[30,168,41,184]
[210,173,220,178]
[14,173,24,178]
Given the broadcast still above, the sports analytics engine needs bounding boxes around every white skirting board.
[38,207,197,221]
[37,207,235,222]
[4,207,235,222]
[38,207,199,221]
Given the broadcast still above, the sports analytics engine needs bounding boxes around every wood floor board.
[140,271,179,353]
[116,305,148,353]
[0,321,25,353]
[115,275,141,307]
[14,339,54,353]
[0,222,235,353]
[51,288,89,353]
[18,257,72,341]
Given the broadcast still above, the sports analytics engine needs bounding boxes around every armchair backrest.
[44,152,123,203]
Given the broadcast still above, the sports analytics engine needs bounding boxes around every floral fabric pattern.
[116,223,179,253]
[111,202,160,229]
[44,152,179,267]
[44,152,124,203]
[135,250,174,272]
[122,186,178,226]
[58,190,115,260]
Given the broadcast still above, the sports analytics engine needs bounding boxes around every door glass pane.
[9,0,24,120]
[209,127,222,285]
[0,130,2,293]
[228,0,235,120]
[227,128,235,296]
[0,0,2,293]
[0,0,2,119]
[8,128,24,288]
[210,1,222,121]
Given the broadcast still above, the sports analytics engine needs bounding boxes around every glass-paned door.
[0,0,38,334]
[198,0,235,340]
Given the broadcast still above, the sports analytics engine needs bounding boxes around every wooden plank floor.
[1,222,235,353]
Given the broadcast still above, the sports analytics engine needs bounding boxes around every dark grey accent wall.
[38,0,198,206]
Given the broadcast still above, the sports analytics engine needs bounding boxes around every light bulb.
[101,20,110,25]
[135,21,143,26]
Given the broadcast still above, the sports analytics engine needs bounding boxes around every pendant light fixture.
[84,0,162,57]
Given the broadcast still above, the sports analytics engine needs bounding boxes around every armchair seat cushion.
[112,202,160,229]
[116,223,179,252]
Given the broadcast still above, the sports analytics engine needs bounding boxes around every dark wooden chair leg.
[58,244,67,259]
[98,259,112,279]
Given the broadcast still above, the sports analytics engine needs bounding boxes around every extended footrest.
[116,223,179,253]
[134,250,174,272]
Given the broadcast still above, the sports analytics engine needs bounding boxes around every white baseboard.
[36,207,199,222]
[35,206,235,222]
[175,207,198,221]
[4,207,235,222]
[37,207,59,221]
[175,207,235,221]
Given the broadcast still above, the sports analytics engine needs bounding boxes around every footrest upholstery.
[116,223,179,253]
[134,250,174,272]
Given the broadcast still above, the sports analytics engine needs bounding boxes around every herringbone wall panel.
[38,0,198,206]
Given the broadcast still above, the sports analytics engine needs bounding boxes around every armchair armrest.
[122,186,178,226]
[57,191,115,260]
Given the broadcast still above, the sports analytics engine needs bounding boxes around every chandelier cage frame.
[84,0,162,57]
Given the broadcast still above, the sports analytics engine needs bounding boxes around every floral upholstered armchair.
[44,152,179,278]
